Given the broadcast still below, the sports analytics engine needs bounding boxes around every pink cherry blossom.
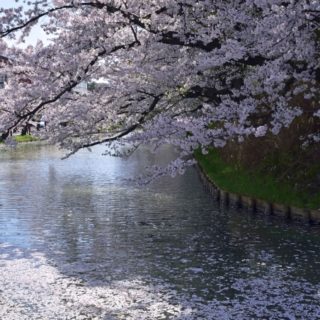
[0,0,319,178]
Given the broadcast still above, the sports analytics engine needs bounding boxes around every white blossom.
[0,0,319,178]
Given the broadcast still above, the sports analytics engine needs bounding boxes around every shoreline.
[0,139,49,149]
[196,163,320,225]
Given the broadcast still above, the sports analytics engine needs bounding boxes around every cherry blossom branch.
[63,93,163,158]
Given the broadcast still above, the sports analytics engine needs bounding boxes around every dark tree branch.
[1,39,139,141]
[0,2,115,38]
[65,93,163,155]
[1,2,222,52]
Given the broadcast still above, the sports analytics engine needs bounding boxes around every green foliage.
[195,148,320,210]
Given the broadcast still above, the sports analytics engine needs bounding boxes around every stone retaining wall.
[196,164,320,225]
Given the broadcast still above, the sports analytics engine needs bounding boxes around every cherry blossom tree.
[0,0,319,178]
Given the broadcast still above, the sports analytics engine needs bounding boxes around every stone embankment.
[196,164,320,225]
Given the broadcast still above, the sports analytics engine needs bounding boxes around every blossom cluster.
[0,0,319,177]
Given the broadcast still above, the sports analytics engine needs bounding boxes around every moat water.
[0,144,319,319]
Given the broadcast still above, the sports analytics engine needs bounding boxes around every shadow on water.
[0,144,320,318]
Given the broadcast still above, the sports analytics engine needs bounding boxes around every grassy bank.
[195,148,320,210]
[0,135,39,144]
[14,135,39,143]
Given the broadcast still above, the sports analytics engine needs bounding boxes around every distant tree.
[0,1,319,178]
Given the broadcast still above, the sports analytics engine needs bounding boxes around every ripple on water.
[0,145,320,319]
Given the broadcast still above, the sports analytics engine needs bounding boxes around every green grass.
[14,134,39,143]
[0,135,40,144]
[195,148,320,210]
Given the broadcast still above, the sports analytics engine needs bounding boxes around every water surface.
[0,144,319,319]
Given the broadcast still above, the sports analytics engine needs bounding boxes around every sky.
[0,1,107,84]
[0,0,50,48]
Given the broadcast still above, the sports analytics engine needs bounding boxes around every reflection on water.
[0,144,320,319]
